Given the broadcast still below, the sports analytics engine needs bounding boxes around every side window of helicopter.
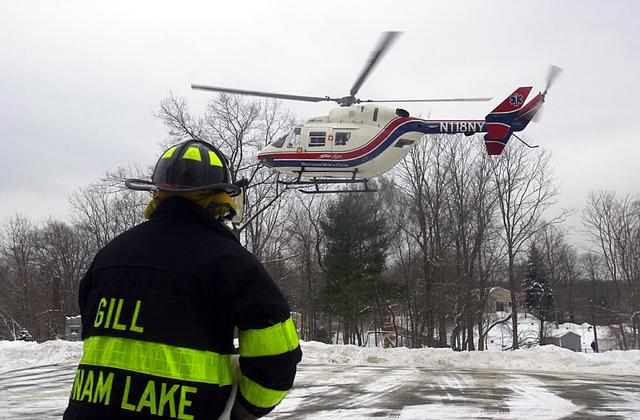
[287,127,302,148]
[335,132,351,146]
[308,131,326,147]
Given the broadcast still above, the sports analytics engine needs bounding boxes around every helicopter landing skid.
[279,169,376,194]
[298,179,377,194]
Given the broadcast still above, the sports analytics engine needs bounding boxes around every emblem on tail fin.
[510,93,524,107]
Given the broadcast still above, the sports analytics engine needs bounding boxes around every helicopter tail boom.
[510,92,544,132]
[483,86,532,155]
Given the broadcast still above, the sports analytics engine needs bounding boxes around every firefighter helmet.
[126,140,241,195]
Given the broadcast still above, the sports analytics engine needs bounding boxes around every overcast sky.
[1,0,639,246]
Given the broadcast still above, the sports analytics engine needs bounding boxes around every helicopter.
[192,32,561,193]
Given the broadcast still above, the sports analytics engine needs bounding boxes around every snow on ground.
[0,340,83,374]
[301,341,640,376]
[1,338,639,377]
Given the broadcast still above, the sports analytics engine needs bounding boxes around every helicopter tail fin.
[483,86,533,155]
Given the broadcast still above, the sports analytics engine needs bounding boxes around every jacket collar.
[150,196,239,243]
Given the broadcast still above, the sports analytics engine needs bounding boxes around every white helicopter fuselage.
[257,104,427,179]
[196,32,549,186]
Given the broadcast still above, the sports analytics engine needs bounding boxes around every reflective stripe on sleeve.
[80,336,232,385]
[239,373,288,409]
[238,317,300,357]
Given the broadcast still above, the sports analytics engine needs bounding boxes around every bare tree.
[387,228,423,347]
[0,260,22,339]
[395,134,453,347]
[155,92,295,250]
[583,191,640,348]
[69,165,148,249]
[0,214,38,338]
[242,170,290,260]
[34,220,94,336]
[489,142,562,349]
[0,215,95,340]
[284,193,328,342]
[443,137,499,350]
[581,252,605,351]
[535,224,567,323]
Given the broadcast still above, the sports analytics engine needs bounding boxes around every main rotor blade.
[349,31,401,98]
[360,97,493,103]
[191,84,336,103]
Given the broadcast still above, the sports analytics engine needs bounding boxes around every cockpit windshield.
[270,133,288,148]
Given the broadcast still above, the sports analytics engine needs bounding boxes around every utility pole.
[591,298,599,353]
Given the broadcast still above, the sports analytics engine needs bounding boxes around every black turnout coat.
[64,196,301,420]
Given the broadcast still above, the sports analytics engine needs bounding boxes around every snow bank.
[301,341,640,376]
[0,340,83,374]
[1,339,639,377]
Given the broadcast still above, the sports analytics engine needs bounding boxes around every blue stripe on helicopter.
[267,120,428,169]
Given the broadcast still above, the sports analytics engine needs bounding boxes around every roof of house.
[548,330,581,339]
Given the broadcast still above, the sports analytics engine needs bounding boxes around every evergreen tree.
[319,192,388,345]
[523,245,554,344]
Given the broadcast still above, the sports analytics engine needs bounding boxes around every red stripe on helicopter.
[259,117,417,161]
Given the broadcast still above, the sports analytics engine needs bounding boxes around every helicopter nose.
[257,151,274,167]
[260,157,275,167]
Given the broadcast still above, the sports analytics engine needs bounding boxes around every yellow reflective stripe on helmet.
[208,150,223,167]
[80,336,232,385]
[239,373,288,409]
[161,146,178,159]
[238,317,299,358]
[182,146,202,161]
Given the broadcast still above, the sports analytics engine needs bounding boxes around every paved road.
[1,363,639,419]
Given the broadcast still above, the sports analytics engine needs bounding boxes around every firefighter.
[64,140,302,420]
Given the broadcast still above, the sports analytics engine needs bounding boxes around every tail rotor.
[532,65,563,122]
[544,65,563,94]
